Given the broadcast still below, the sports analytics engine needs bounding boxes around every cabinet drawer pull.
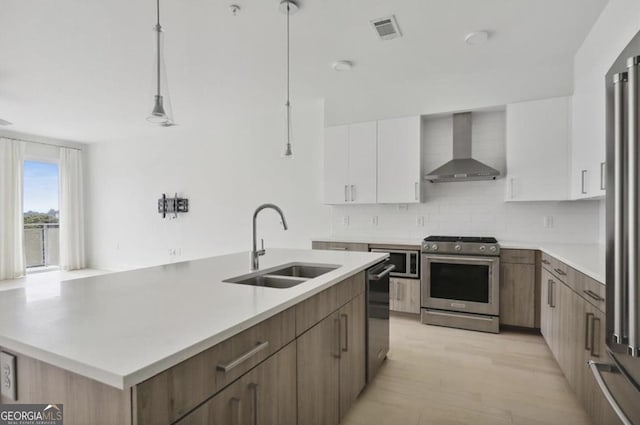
[542,259,550,265]
[600,162,606,190]
[341,313,349,352]
[585,312,594,351]
[250,383,259,425]
[230,397,242,425]
[592,317,602,358]
[583,290,605,302]
[217,341,270,372]
[334,317,342,359]
[553,268,567,276]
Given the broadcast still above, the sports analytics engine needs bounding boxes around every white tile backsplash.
[330,111,601,244]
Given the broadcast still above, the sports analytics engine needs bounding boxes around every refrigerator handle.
[588,361,634,425]
[627,57,639,357]
[613,71,628,345]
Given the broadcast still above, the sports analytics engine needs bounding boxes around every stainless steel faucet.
[252,203,288,270]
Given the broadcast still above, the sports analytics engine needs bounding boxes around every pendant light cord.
[156,0,162,96]
[286,2,291,146]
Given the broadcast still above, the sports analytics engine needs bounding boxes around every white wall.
[572,0,640,243]
[331,111,601,243]
[85,99,330,270]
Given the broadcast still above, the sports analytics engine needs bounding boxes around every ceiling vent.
[371,15,402,40]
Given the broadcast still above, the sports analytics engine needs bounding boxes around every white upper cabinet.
[323,122,377,204]
[570,94,606,200]
[377,116,422,203]
[347,121,378,204]
[505,97,570,202]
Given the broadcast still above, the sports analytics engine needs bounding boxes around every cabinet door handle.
[341,313,349,352]
[600,162,606,190]
[581,169,588,194]
[547,279,552,306]
[584,290,605,302]
[334,317,342,359]
[509,178,515,199]
[344,185,348,202]
[230,397,242,425]
[550,280,556,308]
[351,185,355,202]
[592,316,602,358]
[397,282,402,300]
[415,182,419,200]
[249,383,259,425]
[554,268,567,276]
[217,341,270,372]
[585,312,594,351]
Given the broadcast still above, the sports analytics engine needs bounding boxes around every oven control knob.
[489,246,497,252]
[423,243,429,251]
[454,244,461,251]
[431,244,438,251]
[479,245,486,251]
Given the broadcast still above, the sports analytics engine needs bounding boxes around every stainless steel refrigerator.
[600,30,640,425]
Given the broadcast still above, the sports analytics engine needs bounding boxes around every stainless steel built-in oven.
[421,236,501,333]
[370,248,419,278]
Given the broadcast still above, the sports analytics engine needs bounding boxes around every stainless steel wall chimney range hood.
[425,112,500,183]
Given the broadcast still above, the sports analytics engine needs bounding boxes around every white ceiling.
[0,0,609,144]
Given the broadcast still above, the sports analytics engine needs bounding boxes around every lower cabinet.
[176,342,297,425]
[390,278,420,314]
[297,294,366,425]
[540,261,622,425]
[499,250,536,328]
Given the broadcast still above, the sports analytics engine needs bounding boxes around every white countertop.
[500,241,606,284]
[0,249,387,390]
[313,235,423,247]
[314,236,606,284]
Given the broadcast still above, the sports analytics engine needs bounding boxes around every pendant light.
[147,0,174,126]
[279,0,298,157]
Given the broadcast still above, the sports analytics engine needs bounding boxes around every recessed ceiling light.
[464,31,490,45]
[332,60,353,72]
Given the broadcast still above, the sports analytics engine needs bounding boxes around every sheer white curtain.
[0,138,26,280]
[59,148,86,270]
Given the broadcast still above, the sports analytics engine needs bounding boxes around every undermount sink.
[269,264,338,279]
[224,262,340,289]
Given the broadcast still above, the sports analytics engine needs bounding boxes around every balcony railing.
[24,223,59,268]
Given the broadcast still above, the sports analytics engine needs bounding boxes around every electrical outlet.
[372,216,378,226]
[416,216,425,227]
[343,216,350,226]
[544,216,554,229]
[397,204,409,211]
[1,351,17,401]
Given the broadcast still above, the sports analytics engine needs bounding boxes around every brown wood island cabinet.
[0,272,369,425]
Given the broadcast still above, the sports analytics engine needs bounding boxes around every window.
[23,160,60,270]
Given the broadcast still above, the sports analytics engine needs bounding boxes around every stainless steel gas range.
[421,236,501,333]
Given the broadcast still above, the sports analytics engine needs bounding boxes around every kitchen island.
[0,248,387,425]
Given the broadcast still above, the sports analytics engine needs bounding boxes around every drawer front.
[135,308,295,425]
[501,249,536,265]
[311,241,369,252]
[175,342,297,425]
[296,272,365,336]
[541,253,605,312]
[572,271,606,312]
[541,253,570,283]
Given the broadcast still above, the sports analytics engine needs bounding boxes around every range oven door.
[422,254,500,316]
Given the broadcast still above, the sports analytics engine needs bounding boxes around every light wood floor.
[342,313,592,425]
